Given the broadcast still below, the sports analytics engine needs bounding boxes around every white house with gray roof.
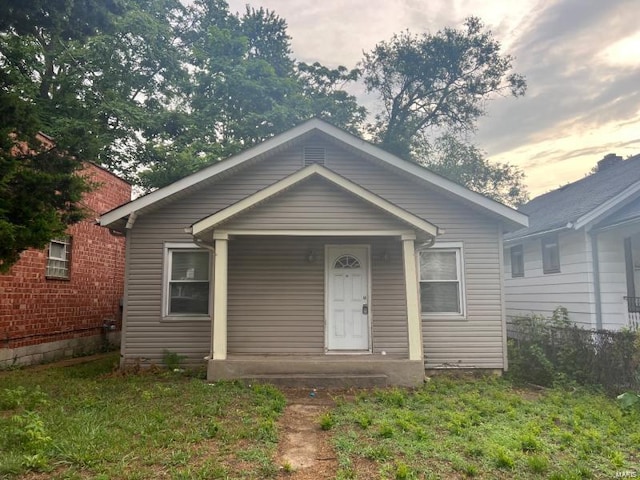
[100,118,528,386]
[504,153,640,331]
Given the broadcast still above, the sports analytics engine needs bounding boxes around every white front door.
[327,246,369,351]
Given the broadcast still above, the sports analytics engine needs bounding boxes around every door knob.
[362,304,368,315]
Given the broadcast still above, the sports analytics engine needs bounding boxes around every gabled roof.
[100,118,527,230]
[190,163,439,237]
[506,153,640,241]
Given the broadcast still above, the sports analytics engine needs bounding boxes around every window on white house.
[510,244,524,277]
[46,237,71,279]
[542,235,560,274]
[419,247,464,315]
[166,247,210,316]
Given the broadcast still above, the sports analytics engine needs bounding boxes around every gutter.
[503,224,571,245]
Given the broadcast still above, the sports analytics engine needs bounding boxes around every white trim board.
[190,163,440,238]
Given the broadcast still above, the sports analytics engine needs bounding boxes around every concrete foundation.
[0,332,120,368]
[208,354,425,387]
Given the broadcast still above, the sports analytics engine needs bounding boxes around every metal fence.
[507,318,639,394]
[624,296,640,331]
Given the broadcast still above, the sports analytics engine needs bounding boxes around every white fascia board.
[99,120,325,228]
[191,163,440,237]
[573,182,640,231]
[309,121,529,229]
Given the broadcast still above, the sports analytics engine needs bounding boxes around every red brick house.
[0,162,131,367]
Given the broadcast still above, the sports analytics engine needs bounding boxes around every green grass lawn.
[1,355,638,479]
[0,354,285,479]
[326,376,640,479]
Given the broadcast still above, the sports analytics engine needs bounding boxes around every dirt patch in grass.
[275,389,337,479]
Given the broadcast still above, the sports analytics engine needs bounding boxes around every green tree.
[415,134,528,207]
[360,16,527,204]
[0,92,89,271]
[137,2,365,190]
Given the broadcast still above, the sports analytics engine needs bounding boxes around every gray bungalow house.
[100,119,527,386]
[504,153,640,331]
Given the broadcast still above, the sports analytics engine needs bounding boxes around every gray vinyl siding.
[220,176,410,231]
[325,148,507,369]
[504,230,595,328]
[227,236,407,355]
[124,134,505,368]
[123,149,305,365]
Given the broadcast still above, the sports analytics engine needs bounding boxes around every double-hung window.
[542,235,560,274]
[510,244,524,277]
[164,244,210,317]
[46,236,71,279]
[419,244,465,315]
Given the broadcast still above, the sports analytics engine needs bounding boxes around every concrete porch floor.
[208,354,425,387]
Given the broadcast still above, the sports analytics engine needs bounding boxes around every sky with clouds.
[227,0,640,196]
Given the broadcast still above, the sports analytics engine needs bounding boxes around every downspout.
[589,231,603,330]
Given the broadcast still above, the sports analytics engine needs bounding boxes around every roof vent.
[597,153,622,172]
[303,146,326,166]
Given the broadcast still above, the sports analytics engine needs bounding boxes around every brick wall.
[0,163,131,355]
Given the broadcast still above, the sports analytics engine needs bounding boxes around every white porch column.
[212,233,229,360]
[402,234,423,361]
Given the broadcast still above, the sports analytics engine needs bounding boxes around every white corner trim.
[191,163,440,237]
[402,238,423,361]
[212,237,228,360]
[573,182,640,231]
[100,118,528,229]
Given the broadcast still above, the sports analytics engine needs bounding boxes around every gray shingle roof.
[505,153,640,241]
[595,195,640,229]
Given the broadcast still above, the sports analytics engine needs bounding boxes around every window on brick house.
[46,236,71,279]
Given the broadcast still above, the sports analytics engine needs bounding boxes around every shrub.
[507,307,640,394]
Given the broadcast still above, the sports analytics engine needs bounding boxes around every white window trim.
[419,241,466,319]
[46,237,71,279]
[510,244,524,278]
[162,242,212,321]
[542,235,561,274]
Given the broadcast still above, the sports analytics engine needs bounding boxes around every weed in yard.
[609,450,625,468]
[354,411,372,429]
[202,419,220,438]
[526,454,549,473]
[376,421,394,438]
[335,467,356,480]
[363,444,392,461]
[256,418,278,442]
[519,432,543,452]
[452,457,478,478]
[319,412,335,430]
[393,460,413,479]
[375,387,407,407]
[0,386,49,410]
[162,350,186,371]
[281,460,294,473]
[492,446,516,469]
[465,443,485,458]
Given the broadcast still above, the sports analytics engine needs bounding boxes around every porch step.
[239,373,388,388]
